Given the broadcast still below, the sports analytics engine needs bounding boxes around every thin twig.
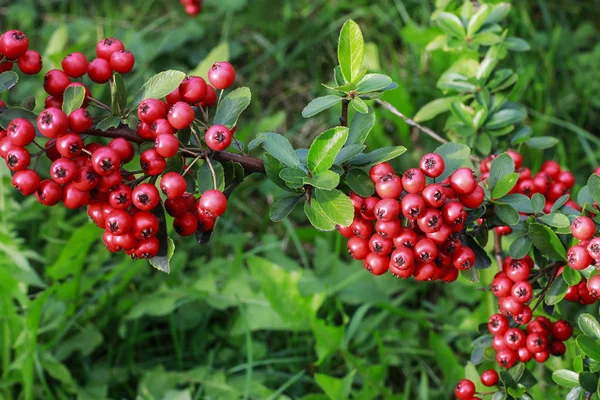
[531,263,561,312]
[182,154,202,176]
[204,154,218,190]
[86,96,111,112]
[340,99,350,127]
[494,232,504,270]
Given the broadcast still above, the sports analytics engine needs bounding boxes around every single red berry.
[496,349,517,369]
[369,162,394,182]
[179,76,207,103]
[0,59,12,73]
[132,183,160,211]
[205,124,232,151]
[571,216,596,241]
[36,179,62,206]
[154,133,179,158]
[91,147,121,176]
[165,196,190,218]
[588,275,600,298]
[113,232,138,251]
[347,236,370,260]
[108,184,133,209]
[401,168,426,194]
[96,170,123,192]
[351,217,373,239]
[337,224,354,238]
[498,296,523,316]
[504,328,526,350]
[12,169,40,196]
[0,136,13,159]
[516,347,533,363]
[551,320,574,341]
[417,208,442,233]
[392,227,417,249]
[132,211,159,239]
[200,85,217,108]
[419,153,445,178]
[208,61,236,89]
[196,211,215,232]
[588,238,600,260]
[62,52,88,78]
[105,209,133,236]
[505,257,531,282]
[43,69,71,96]
[480,370,498,387]
[491,275,513,298]
[557,170,575,188]
[488,314,510,335]
[514,305,533,325]
[88,58,113,83]
[454,379,475,400]
[567,245,592,270]
[492,335,509,352]
[7,118,35,147]
[68,108,93,133]
[549,341,566,356]
[198,189,227,217]
[71,166,98,192]
[56,133,83,158]
[166,87,182,105]
[427,223,451,244]
[541,160,561,179]
[140,148,166,176]
[452,246,475,270]
[62,183,91,209]
[368,233,393,256]
[37,107,69,138]
[450,168,478,195]
[174,212,198,236]
[526,332,548,353]
[167,101,195,129]
[5,146,30,171]
[109,138,134,163]
[0,30,28,59]
[363,253,389,276]
[375,218,401,238]
[375,174,403,199]
[134,237,160,259]
[422,184,446,208]
[511,281,533,303]
[414,238,438,264]
[50,158,77,184]
[17,50,42,74]
[109,50,135,74]
[390,247,415,270]
[442,201,465,226]
[151,119,175,137]
[96,38,125,60]
[349,192,364,212]
[458,185,485,209]
[160,172,187,199]
[374,198,400,222]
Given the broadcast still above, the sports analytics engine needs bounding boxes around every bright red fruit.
[109,50,135,73]
[17,50,42,74]
[208,62,236,89]
[198,189,227,217]
[205,124,232,151]
[62,52,88,78]
[0,30,29,59]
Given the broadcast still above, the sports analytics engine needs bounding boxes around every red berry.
[91,147,121,176]
[492,335,509,351]
[362,197,382,221]
[491,275,513,298]
[0,30,28,59]
[134,237,160,259]
[550,341,566,356]
[417,208,442,233]
[107,184,133,209]
[567,245,592,270]
[166,87,182,105]
[452,246,475,270]
[62,183,91,209]
[392,227,417,249]
[68,108,93,133]
[12,169,40,196]
[132,211,159,239]
[401,168,426,194]
[56,133,83,158]
[151,119,175,137]
[489,314,510,335]
[427,223,451,244]
[105,209,133,235]
[571,216,596,241]
[442,201,465,226]
[419,153,445,178]
[454,379,476,400]
[516,347,533,363]
[450,168,477,195]
[7,118,35,147]
[96,171,123,192]
[5,146,30,171]
[35,179,62,206]
[109,50,135,74]
[160,172,187,199]
[552,320,574,341]
[138,98,167,123]
[496,349,517,369]
[208,62,236,89]
[422,184,446,208]
[197,189,227,217]
[17,50,42,74]
[414,238,438,264]
[498,296,523,316]
[458,185,485,209]
[351,217,373,239]
[514,305,533,325]
[88,58,113,83]
[154,133,179,158]
[504,328,526,350]
[526,332,548,353]
[200,85,217,107]
[96,38,125,60]
[108,138,134,163]
[0,136,13,158]
[368,233,393,256]
[401,194,425,219]
[505,257,531,282]
[43,69,71,96]
[140,148,166,176]
[588,238,600,260]
[375,174,403,199]
[374,198,400,222]
[363,253,389,276]
[179,76,207,103]
[167,101,195,129]
[62,52,88,78]
[337,224,353,238]
[173,212,198,236]
[541,160,561,179]
[511,281,533,303]
[132,183,160,211]
[480,370,499,387]
[390,247,415,270]
[50,158,77,184]
[205,124,232,151]
[37,107,68,138]
[375,219,401,238]
[347,236,370,260]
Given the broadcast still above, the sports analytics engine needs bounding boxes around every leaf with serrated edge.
[132,70,185,108]
[214,87,251,129]
[262,133,300,168]
[307,127,348,175]
[62,85,86,115]
[313,188,354,227]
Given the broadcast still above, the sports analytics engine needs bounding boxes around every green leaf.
[304,171,340,190]
[307,127,348,175]
[338,20,365,83]
[44,25,68,56]
[414,95,466,123]
[429,331,463,384]
[485,108,527,130]
[528,223,567,260]
[314,371,356,400]
[545,275,568,305]
[579,314,600,340]
[552,370,580,389]
[464,235,492,269]
[467,4,491,36]
[304,201,336,231]
[356,74,392,93]
[435,142,473,180]
[531,193,545,213]
[579,372,599,393]
[500,194,534,213]
[488,153,515,191]
[334,66,347,86]
[495,203,520,225]
[110,73,128,116]
[551,194,570,212]
[214,87,251,129]
[132,70,186,108]
[262,133,300,168]
[148,203,175,273]
[589,174,600,205]
[189,42,229,80]
[539,213,571,228]
[197,160,225,192]
[95,116,121,132]
[264,153,290,191]
[566,387,585,400]
[486,3,512,24]
[563,266,582,286]
[450,101,473,126]
[577,336,600,362]
[19,96,35,111]
[504,37,531,52]
[270,195,302,222]
[347,107,375,145]
[0,107,40,135]
[334,144,365,165]
[346,168,375,197]
[302,95,342,118]
[509,235,531,259]
[313,189,354,227]
[0,71,18,92]
[62,85,86,115]
[527,136,560,150]
[351,97,368,114]
[492,172,519,199]
[364,146,407,166]
[476,45,502,80]
[279,167,306,189]
[434,12,466,39]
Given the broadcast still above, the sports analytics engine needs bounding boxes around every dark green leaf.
[302,95,342,118]
[562,266,582,286]
[19,96,35,111]
[95,116,121,132]
[334,144,365,165]
[495,203,520,225]
[279,167,306,189]
[492,172,519,199]
[527,136,560,150]
[589,174,600,205]
[270,195,302,222]
[363,146,407,166]
[463,235,492,269]
[551,194,571,212]
[539,213,570,228]
[261,133,300,168]
[552,370,580,389]
[347,108,375,145]
[214,87,251,129]
[307,126,348,175]
[545,275,568,305]
[579,314,600,340]
[346,168,375,197]
[531,193,545,213]
[351,97,368,113]
[488,153,515,190]
[509,235,531,259]
[264,153,290,191]
[485,108,526,130]
[435,142,473,180]
[62,85,86,115]
[577,336,600,362]
[148,203,175,273]
[579,372,599,393]
[197,160,225,193]
[528,223,567,260]
[0,71,18,92]
[132,70,185,108]
[110,73,128,116]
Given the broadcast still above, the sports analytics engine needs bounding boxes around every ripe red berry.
[417,208,442,233]
[134,237,160,259]
[393,227,417,249]
[0,136,13,158]
[0,30,28,59]
[454,379,475,400]
[62,52,88,78]
[7,118,35,147]
[368,233,393,255]
[498,296,523,316]
[17,50,42,74]
[208,62,236,89]
[414,238,438,264]
[35,179,62,206]
[427,223,451,244]
[541,160,561,179]
[496,349,517,369]
[588,238,600,260]
[107,184,133,209]
[390,247,415,270]
[588,275,600,298]
[91,147,121,176]
[516,347,533,363]
[62,183,91,209]
[109,50,135,74]
[200,85,217,108]
[154,133,179,158]
[401,168,426,194]
[166,87,182,105]
[109,138,134,163]
[12,169,40,196]
[160,172,187,199]
[363,253,389,276]
[132,211,159,239]
[68,108,93,133]
[422,184,446,208]
[452,246,475,270]
[442,201,465,226]
[205,124,232,151]
[179,76,207,103]
[66,82,92,106]
[167,101,195,129]
[370,163,395,183]
[492,335,508,352]
[526,333,548,353]
[138,99,168,124]
[514,305,533,325]
[505,257,531,282]
[549,341,566,356]
[351,217,373,239]
[37,107,68,138]
[174,212,198,236]
[347,236,370,260]
[105,209,133,236]
[419,153,445,178]
[337,224,353,238]
[5,146,30,171]
[50,158,77,184]
[375,219,401,238]
[374,198,400,222]
[43,69,71,96]
[491,275,513,298]
[140,148,166,176]
[511,281,533,303]
[88,58,113,83]
[132,183,160,211]
[505,328,526,350]
[551,320,574,341]
[56,133,83,158]
[198,189,227,217]
[567,245,592,270]
[450,168,477,195]
[96,171,123,192]
[480,370,499,387]
[571,216,596,241]
[458,185,485,209]
[96,38,125,60]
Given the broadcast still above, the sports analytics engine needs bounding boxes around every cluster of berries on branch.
[338,153,484,281]
[454,370,499,399]
[0,30,42,75]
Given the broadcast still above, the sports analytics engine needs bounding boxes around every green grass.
[0,1,598,399]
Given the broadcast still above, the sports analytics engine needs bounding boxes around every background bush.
[1,1,599,399]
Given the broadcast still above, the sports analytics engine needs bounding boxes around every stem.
[494,232,504,270]
[204,155,218,190]
[86,96,111,112]
[182,155,202,176]
[531,263,561,312]
[340,99,350,127]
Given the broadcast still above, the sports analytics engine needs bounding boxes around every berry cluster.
[338,154,484,281]
[567,216,600,270]
[454,369,499,399]
[564,277,599,305]
[1,34,239,260]
[491,256,534,324]
[0,30,42,75]
[488,314,572,368]
[180,0,203,15]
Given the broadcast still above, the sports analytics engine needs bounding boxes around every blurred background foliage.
[0,0,599,399]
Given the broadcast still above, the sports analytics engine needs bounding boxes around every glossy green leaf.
[504,37,531,52]
[485,108,526,130]
[62,85,86,115]
[0,71,18,92]
[304,200,335,231]
[214,87,251,129]
[364,146,407,166]
[338,19,365,83]
[579,314,600,340]
[302,95,342,118]
[304,171,340,190]
[270,195,302,222]
[577,336,600,362]
[509,235,531,259]
[334,144,365,165]
[95,116,121,132]
[434,12,466,39]
[527,136,560,150]
[531,193,545,213]
[356,74,392,93]
[539,213,571,228]
[528,223,567,260]
[467,4,491,36]
[495,203,520,225]
[351,97,368,114]
[347,108,375,145]
[545,275,568,305]
[132,70,185,107]
[346,168,374,197]
[488,153,515,191]
[307,126,348,175]
[563,266,582,286]
[414,95,466,123]
[313,188,354,227]
[110,73,128,115]
[264,152,290,191]
[492,172,519,199]
[552,370,580,389]
[262,133,300,168]
[589,174,600,205]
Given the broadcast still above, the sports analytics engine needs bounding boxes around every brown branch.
[340,99,350,127]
